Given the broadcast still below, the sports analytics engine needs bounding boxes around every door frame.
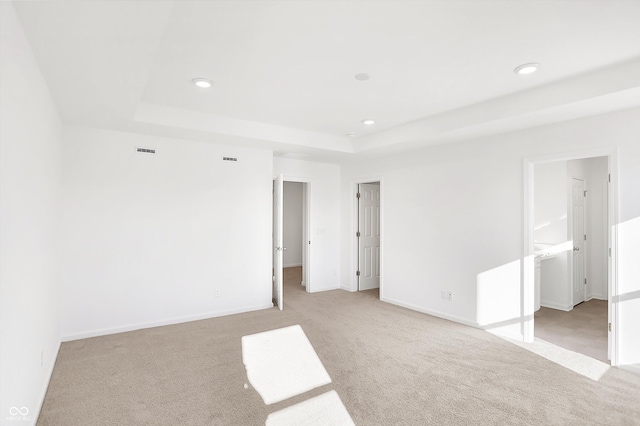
[273,174,284,310]
[350,177,384,297]
[523,147,619,365]
[280,176,312,293]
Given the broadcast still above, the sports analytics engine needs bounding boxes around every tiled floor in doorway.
[534,299,608,363]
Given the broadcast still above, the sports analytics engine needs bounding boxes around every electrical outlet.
[446,291,454,302]
[40,350,44,367]
[214,289,220,298]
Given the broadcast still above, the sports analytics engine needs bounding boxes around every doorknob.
[573,247,580,251]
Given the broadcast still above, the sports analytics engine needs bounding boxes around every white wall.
[534,161,570,310]
[60,127,273,339]
[342,145,522,330]
[0,3,62,423]
[274,158,341,292]
[341,107,640,366]
[615,121,640,368]
[283,182,303,267]
[534,161,568,246]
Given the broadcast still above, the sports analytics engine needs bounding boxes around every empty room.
[2,1,640,425]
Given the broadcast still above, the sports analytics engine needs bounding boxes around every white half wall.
[60,127,274,339]
[341,107,640,365]
[1,3,62,423]
[283,181,303,267]
[273,158,341,292]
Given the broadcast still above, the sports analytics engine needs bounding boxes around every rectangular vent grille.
[222,156,238,162]
[136,147,156,154]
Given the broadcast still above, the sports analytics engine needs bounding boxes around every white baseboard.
[35,339,61,424]
[587,294,607,301]
[382,297,524,340]
[61,303,274,342]
[540,300,572,311]
[381,296,478,328]
[283,263,302,268]
[309,285,340,294]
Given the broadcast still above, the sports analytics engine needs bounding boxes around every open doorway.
[273,177,311,310]
[283,181,308,298]
[529,154,613,363]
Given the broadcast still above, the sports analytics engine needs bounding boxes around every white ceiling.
[13,1,640,162]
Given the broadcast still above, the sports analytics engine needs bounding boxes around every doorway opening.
[352,179,382,296]
[273,176,311,310]
[525,151,617,364]
[283,181,309,298]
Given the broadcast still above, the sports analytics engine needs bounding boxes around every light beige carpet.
[38,268,640,425]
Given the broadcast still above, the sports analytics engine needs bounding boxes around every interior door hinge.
[356,271,360,276]
[584,234,587,241]
[584,278,587,285]
[356,231,361,238]
[609,247,611,257]
[584,190,587,197]
[608,174,611,183]
[608,322,612,332]
[356,192,361,199]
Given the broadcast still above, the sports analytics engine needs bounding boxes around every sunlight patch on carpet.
[265,390,354,426]
[499,335,611,381]
[242,325,332,405]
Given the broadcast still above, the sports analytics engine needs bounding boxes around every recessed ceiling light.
[514,63,539,75]
[355,73,370,81]
[346,133,356,138]
[361,119,376,125]
[192,78,213,88]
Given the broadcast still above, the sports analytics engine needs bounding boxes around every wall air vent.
[222,156,238,162]
[136,147,156,154]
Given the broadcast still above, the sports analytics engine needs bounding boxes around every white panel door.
[273,175,284,310]
[572,178,586,306]
[358,183,380,291]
